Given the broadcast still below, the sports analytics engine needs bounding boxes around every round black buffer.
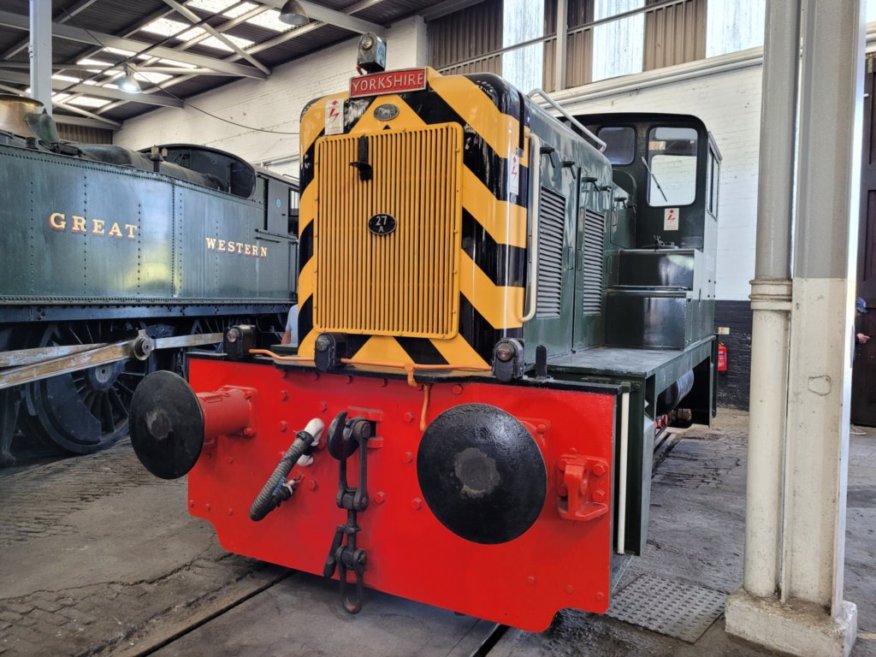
[417,403,547,544]
[130,371,205,480]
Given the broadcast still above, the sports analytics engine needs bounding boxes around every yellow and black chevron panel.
[297,69,530,369]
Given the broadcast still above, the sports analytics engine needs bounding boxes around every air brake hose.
[249,418,324,522]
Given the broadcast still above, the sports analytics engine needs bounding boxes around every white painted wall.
[117,19,761,300]
[115,16,428,178]
[554,52,764,301]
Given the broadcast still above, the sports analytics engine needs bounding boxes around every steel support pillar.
[738,0,800,601]
[28,0,52,114]
[726,1,862,655]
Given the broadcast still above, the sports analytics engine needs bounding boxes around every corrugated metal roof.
[0,0,436,126]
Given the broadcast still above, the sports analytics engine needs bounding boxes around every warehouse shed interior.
[0,1,875,656]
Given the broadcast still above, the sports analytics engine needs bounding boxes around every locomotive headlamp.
[314,333,346,372]
[315,334,331,352]
[356,32,386,73]
[495,342,516,362]
[223,325,256,361]
[492,338,525,382]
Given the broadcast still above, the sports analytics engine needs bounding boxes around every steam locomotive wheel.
[24,321,155,454]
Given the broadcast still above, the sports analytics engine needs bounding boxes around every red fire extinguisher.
[717,341,728,373]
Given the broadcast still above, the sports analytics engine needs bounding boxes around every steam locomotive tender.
[0,94,297,462]
[130,46,720,630]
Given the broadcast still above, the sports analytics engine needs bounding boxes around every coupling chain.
[323,412,373,613]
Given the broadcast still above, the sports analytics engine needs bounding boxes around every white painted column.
[781,0,861,621]
[743,280,791,595]
[28,0,52,114]
[386,16,428,70]
[738,0,800,600]
[726,1,862,655]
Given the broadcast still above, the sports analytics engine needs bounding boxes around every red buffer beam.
[182,359,618,631]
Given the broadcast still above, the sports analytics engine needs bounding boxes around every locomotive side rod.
[0,343,103,367]
[0,332,224,391]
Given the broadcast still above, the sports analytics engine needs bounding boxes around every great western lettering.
[48,212,138,239]
[205,236,268,258]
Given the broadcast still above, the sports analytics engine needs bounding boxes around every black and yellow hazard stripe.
[297,69,529,369]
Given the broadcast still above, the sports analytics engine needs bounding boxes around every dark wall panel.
[715,300,752,409]
[57,124,114,144]
[854,53,876,424]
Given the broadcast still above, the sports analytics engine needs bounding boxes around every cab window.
[598,126,636,166]
[646,126,698,207]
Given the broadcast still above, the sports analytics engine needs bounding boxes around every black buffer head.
[130,371,205,480]
[417,403,547,544]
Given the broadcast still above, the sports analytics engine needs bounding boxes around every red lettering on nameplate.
[349,69,427,98]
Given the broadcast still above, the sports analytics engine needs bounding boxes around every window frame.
[597,125,638,166]
[645,125,700,208]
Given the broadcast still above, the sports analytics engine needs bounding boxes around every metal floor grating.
[605,573,726,643]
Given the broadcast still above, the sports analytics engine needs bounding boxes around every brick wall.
[715,300,752,408]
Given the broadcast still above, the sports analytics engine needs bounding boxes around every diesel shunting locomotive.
[0,94,298,462]
[129,36,720,630]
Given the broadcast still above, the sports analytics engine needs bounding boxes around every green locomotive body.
[0,95,297,459]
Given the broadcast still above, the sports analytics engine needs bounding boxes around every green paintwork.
[0,144,296,306]
[517,108,721,555]
[521,98,615,361]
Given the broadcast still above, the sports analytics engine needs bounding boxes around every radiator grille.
[581,209,605,314]
[536,187,566,317]
[315,124,463,338]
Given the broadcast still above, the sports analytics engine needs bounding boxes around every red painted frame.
[187,359,617,631]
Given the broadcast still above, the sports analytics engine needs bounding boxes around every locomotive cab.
[588,114,720,353]
[129,46,720,631]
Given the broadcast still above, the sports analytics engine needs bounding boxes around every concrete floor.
[0,409,874,656]
[491,411,876,657]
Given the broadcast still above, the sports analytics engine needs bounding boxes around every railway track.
[0,427,682,657]
[120,435,683,657]
[117,572,505,657]
[0,437,503,657]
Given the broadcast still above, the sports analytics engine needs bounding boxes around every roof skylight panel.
[244,9,294,32]
[67,96,111,108]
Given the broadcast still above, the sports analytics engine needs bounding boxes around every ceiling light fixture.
[278,0,310,26]
[120,64,141,94]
